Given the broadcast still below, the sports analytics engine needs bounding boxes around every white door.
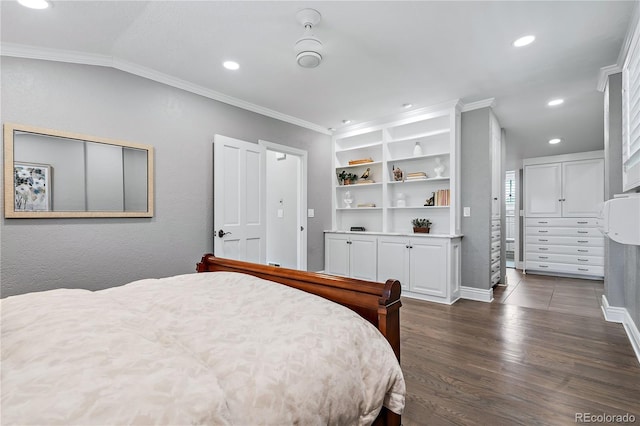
[324,233,350,277]
[349,235,378,281]
[562,159,604,217]
[524,163,562,217]
[213,135,266,263]
[410,239,447,297]
[377,237,409,289]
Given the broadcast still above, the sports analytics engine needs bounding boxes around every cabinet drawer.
[525,218,599,228]
[491,220,501,231]
[491,240,501,253]
[526,262,603,277]
[526,252,603,266]
[526,227,602,237]
[525,244,604,257]
[490,251,500,264]
[491,260,500,274]
[526,235,604,246]
[491,230,501,242]
[491,271,501,285]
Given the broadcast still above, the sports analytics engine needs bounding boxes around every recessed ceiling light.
[223,61,239,70]
[18,0,49,9]
[342,119,352,124]
[328,127,336,131]
[402,103,413,109]
[513,35,535,47]
[549,138,562,144]
[547,98,564,106]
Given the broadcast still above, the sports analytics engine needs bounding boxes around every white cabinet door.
[377,237,409,290]
[409,239,447,297]
[524,163,562,217]
[325,234,350,277]
[562,159,604,217]
[350,235,378,281]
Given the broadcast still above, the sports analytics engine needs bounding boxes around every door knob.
[217,229,232,238]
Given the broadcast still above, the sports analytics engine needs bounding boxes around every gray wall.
[604,72,640,332]
[460,107,492,289]
[1,57,331,297]
[604,73,626,307]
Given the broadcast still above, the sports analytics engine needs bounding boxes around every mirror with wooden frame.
[3,123,154,218]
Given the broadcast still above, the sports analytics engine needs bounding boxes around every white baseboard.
[460,286,494,303]
[602,295,640,365]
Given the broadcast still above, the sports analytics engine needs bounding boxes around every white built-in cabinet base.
[324,231,462,304]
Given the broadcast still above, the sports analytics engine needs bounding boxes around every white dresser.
[523,151,604,278]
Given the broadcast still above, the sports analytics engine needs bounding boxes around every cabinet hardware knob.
[406,245,410,249]
[538,230,548,233]
[578,240,588,243]
[578,268,589,271]
[539,248,548,251]
[577,231,588,234]
[539,265,549,268]
[578,259,588,262]
[539,239,548,242]
[539,256,548,259]
[577,221,588,224]
[538,221,548,224]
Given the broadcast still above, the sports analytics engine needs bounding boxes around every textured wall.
[1,57,331,297]
[460,108,492,289]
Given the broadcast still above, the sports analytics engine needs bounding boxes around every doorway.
[505,170,517,268]
[260,140,308,270]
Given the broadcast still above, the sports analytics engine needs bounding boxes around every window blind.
[622,15,640,191]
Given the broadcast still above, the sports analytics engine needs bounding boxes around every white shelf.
[387,177,449,184]
[335,182,383,189]
[336,207,382,210]
[388,206,450,209]
[335,161,382,169]
[335,142,382,154]
[388,152,450,163]
[387,129,450,144]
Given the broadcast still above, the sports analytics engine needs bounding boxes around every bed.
[1,254,405,425]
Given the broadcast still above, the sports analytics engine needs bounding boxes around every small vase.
[413,227,430,233]
[413,142,423,157]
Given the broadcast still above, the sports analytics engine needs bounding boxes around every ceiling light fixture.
[403,103,413,109]
[547,98,564,106]
[223,61,239,70]
[513,35,535,47]
[549,138,562,144]
[294,9,323,68]
[17,0,49,9]
[342,119,352,125]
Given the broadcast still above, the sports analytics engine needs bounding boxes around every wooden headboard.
[196,254,402,362]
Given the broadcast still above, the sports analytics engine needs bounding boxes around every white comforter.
[1,272,405,425]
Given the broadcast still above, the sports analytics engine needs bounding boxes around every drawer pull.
[538,239,548,242]
[577,221,588,224]
[538,256,548,259]
[538,247,549,251]
[538,230,548,233]
[577,231,589,234]
[539,265,549,268]
[578,268,589,271]
[577,249,588,253]
[578,240,588,243]
[578,259,589,262]
[538,221,548,224]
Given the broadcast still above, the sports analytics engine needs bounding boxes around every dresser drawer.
[525,218,600,228]
[526,252,603,266]
[491,260,500,274]
[526,235,604,246]
[526,262,603,277]
[491,240,501,253]
[491,220,501,231]
[525,244,604,257]
[491,271,501,285]
[526,227,603,237]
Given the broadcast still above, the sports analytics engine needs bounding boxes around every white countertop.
[324,230,463,239]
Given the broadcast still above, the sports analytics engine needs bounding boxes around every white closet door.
[524,163,562,217]
[562,159,604,217]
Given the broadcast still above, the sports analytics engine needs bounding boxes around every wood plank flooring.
[400,274,640,425]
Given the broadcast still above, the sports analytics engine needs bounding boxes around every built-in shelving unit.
[331,101,461,235]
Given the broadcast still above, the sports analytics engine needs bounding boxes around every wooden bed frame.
[196,254,402,426]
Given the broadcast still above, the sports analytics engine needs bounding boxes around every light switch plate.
[463,207,471,217]
[307,209,315,218]
[277,209,284,218]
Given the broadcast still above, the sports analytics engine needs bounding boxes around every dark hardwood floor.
[400,275,640,425]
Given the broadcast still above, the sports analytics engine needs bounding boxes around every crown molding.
[597,64,623,92]
[0,43,332,136]
[460,98,496,112]
[597,3,639,92]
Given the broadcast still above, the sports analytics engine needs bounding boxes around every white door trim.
[259,140,308,271]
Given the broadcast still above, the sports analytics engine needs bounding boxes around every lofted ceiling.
[0,1,636,165]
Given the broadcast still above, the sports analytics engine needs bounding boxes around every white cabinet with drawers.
[522,151,605,279]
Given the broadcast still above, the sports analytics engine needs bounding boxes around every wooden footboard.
[196,254,402,426]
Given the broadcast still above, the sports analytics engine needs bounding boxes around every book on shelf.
[406,171,427,178]
[357,203,376,208]
[348,157,374,165]
[355,179,375,184]
[434,189,450,206]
